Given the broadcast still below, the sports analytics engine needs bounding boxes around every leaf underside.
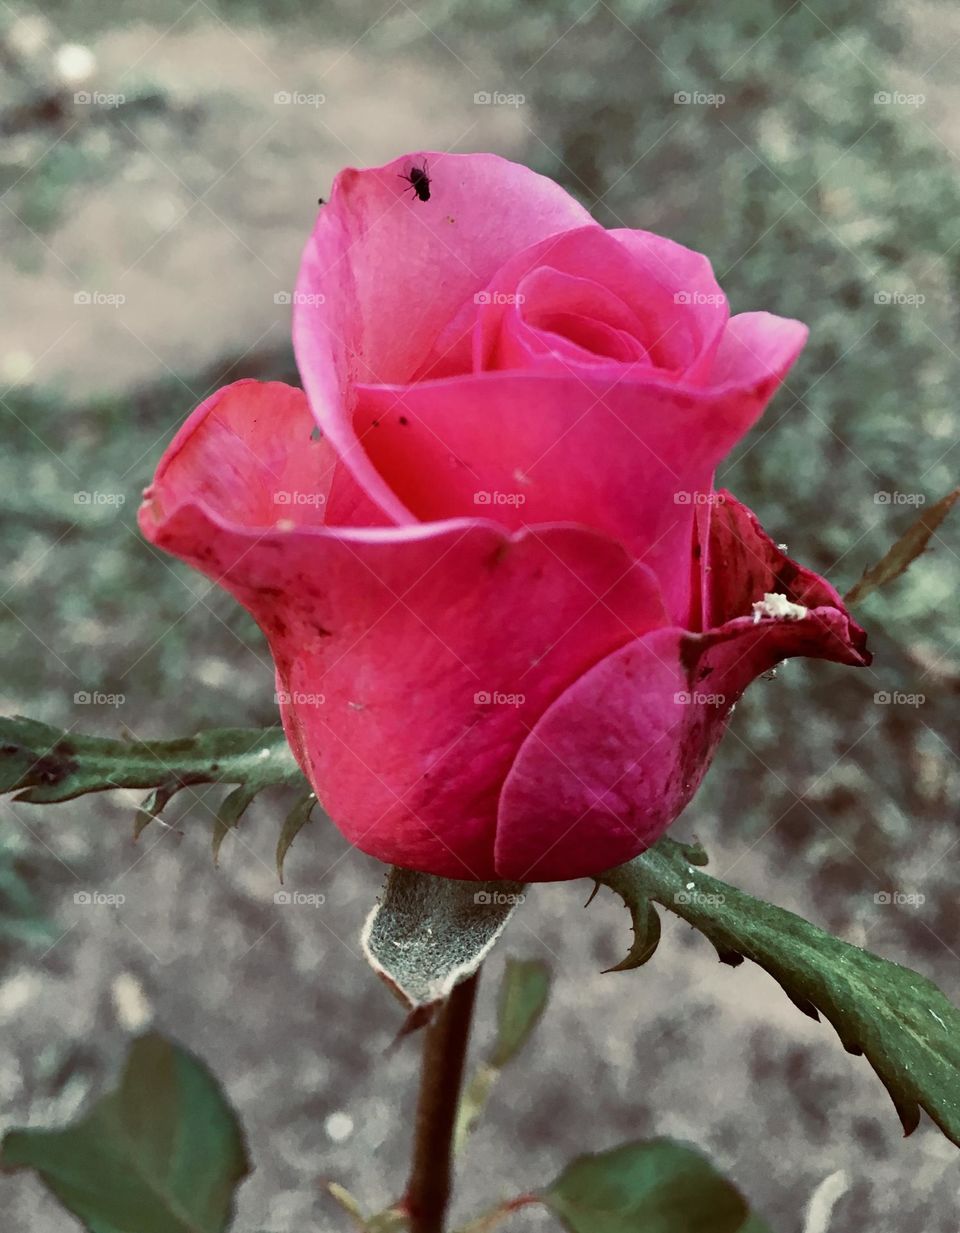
[360,867,525,1011]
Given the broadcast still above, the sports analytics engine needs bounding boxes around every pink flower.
[139,152,869,882]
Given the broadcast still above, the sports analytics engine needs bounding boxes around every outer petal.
[141,379,388,530]
[495,494,869,881]
[139,381,669,881]
[292,152,596,523]
[354,313,805,626]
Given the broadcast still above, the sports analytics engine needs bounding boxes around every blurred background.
[1,0,959,1228]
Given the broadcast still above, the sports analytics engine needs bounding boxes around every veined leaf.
[601,838,960,1145]
[2,1033,249,1232]
[543,1138,766,1233]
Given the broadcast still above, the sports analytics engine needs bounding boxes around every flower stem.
[404,972,481,1233]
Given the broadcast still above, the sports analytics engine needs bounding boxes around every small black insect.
[317,195,326,206]
[398,159,431,202]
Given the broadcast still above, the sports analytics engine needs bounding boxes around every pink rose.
[139,151,869,882]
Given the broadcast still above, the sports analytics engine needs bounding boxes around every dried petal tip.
[752,592,808,623]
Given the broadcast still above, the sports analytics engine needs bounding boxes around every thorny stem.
[403,971,481,1233]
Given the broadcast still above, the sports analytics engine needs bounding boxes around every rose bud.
[139,152,868,882]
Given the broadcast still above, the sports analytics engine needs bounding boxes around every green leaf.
[543,1139,761,1233]
[845,485,959,606]
[1,1033,250,1233]
[489,957,551,1068]
[360,868,525,1010]
[601,838,960,1145]
[0,717,302,806]
[455,958,551,1153]
[275,789,318,883]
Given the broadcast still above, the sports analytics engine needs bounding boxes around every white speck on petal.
[777,542,788,552]
[752,592,808,624]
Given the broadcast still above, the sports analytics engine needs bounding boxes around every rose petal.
[475,226,722,377]
[293,152,596,522]
[354,312,806,625]
[139,380,669,880]
[495,496,868,880]
[141,379,387,530]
